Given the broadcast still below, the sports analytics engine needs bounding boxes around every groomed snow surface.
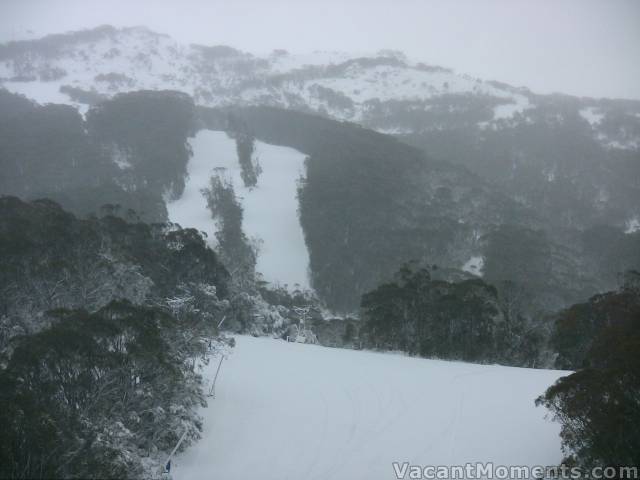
[167,130,310,289]
[174,336,567,480]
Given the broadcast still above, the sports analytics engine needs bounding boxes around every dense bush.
[0,196,229,350]
[0,89,197,222]
[86,90,196,200]
[537,278,640,468]
[551,274,640,370]
[0,302,214,479]
[202,175,257,287]
[0,197,231,477]
[360,263,545,365]
[0,90,109,198]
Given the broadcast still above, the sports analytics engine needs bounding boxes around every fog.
[1,1,640,478]
[0,0,639,99]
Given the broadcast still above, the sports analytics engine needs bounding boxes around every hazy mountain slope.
[204,106,629,314]
[2,85,632,313]
[0,26,637,144]
[1,25,638,234]
[1,21,638,310]
[401,94,640,232]
[203,106,540,310]
[0,26,530,123]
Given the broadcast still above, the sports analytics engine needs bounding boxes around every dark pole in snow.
[161,428,188,476]
[208,355,224,398]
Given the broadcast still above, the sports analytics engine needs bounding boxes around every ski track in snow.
[174,336,568,480]
[166,131,223,245]
[167,130,310,289]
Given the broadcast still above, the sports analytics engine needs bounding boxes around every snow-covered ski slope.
[174,336,567,480]
[167,130,310,289]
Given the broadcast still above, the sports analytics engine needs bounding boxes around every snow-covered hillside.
[167,130,310,288]
[174,336,567,480]
[0,26,529,124]
[2,26,638,150]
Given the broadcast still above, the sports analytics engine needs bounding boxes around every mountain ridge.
[2,26,636,124]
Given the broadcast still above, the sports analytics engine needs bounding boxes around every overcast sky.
[1,0,638,99]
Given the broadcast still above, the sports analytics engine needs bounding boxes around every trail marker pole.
[160,428,189,477]
[208,355,224,398]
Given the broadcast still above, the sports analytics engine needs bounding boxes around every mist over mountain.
[1,25,638,310]
[0,20,639,479]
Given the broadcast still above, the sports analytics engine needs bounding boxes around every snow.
[0,27,537,129]
[241,141,310,289]
[167,130,311,289]
[461,256,484,276]
[596,132,640,151]
[112,147,133,170]
[166,131,222,244]
[579,107,604,127]
[2,80,69,106]
[174,335,567,480]
[492,94,531,121]
[625,216,640,234]
[544,165,557,182]
[268,50,360,73]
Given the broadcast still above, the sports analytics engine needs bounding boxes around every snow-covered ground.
[1,80,70,106]
[166,131,224,244]
[0,26,535,126]
[492,94,531,121]
[579,107,605,127]
[167,130,310,289]
[625,216,640,234]
[174,336,567,480]
[461,256,484,276]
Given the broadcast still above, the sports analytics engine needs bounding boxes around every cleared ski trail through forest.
[174,336,567,480]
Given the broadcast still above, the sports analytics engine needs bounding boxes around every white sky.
[0,0,638,99]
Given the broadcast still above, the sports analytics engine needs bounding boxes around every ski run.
[168,129,310,289]
[174,335,567,480]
